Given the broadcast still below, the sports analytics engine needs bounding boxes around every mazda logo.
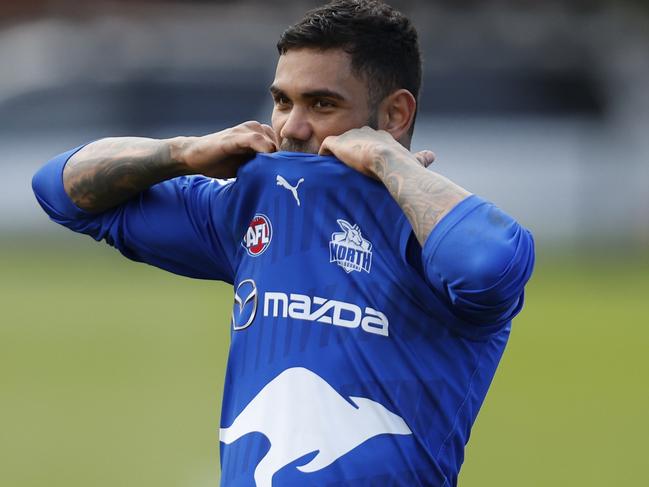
[232,279,258,331]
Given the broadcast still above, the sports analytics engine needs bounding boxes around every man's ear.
[378,89,416,143]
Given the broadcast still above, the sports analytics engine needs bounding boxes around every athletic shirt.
[33,149,535,486]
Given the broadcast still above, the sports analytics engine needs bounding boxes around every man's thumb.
[414,150,436,168]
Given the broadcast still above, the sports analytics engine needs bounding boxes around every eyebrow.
[269,85,347,101]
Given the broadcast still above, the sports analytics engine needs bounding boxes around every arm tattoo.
[63,137,189,213]
[373,150,470,246]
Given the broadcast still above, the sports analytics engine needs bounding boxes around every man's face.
[270,48,375,154]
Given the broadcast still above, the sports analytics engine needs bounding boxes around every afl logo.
[242,213,272,256]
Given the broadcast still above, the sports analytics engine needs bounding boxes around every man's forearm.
[372,149,470,246]
[63,137,192,213]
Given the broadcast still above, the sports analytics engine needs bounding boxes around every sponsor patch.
[231,279,258,331]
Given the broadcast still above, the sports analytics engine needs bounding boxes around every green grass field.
[1,237,647,486]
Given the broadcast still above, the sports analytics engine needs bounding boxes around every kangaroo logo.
[276,175,304,206]
[329,219,373,274]
[219,367,411,487]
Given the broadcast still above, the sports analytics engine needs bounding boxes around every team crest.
[242,214,272,256]
[329,219,372,274]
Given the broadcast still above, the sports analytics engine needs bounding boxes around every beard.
[279,109,380,155]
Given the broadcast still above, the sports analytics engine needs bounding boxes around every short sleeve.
[32,147,237,282]
[420,195,535,334]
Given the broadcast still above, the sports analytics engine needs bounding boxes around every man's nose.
[280,107,313,141]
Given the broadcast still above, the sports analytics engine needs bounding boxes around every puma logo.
[276,175,304,206]
[219,367,411,487]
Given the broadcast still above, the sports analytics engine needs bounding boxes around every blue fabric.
[32,146,236,282]
[33,149,535,486]
[421,195,535,339]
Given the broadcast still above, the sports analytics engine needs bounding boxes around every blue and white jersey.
[33,149,535,486]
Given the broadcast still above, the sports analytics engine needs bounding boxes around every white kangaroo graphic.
[336,219,364,247]
[219,367,411,487]
[276,175,304,206]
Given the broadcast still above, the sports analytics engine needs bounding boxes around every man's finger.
[318,136,337,156]
[246,132,277,154]
[414,150,436,168]
[260,124,280,148]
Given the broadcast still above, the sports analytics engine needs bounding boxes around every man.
[32,1,534,485]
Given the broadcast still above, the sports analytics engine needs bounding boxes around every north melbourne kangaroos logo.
[243,214,272,256]
[329,219,372,274]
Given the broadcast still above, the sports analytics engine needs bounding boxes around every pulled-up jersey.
[33,149,535,486]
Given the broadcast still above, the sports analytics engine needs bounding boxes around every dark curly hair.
[277,0,422,135]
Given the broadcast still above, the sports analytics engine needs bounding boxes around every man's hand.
[318,126,435,178]
[319,126,469,245]
[64,121,278,212]
[174,121,278,179]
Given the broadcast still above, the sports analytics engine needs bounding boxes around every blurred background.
[1,0,647,486]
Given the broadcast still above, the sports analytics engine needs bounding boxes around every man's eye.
[314,99,335,109]
[274,96,290,107]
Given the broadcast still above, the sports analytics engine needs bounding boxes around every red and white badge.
[242,214,273,256]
